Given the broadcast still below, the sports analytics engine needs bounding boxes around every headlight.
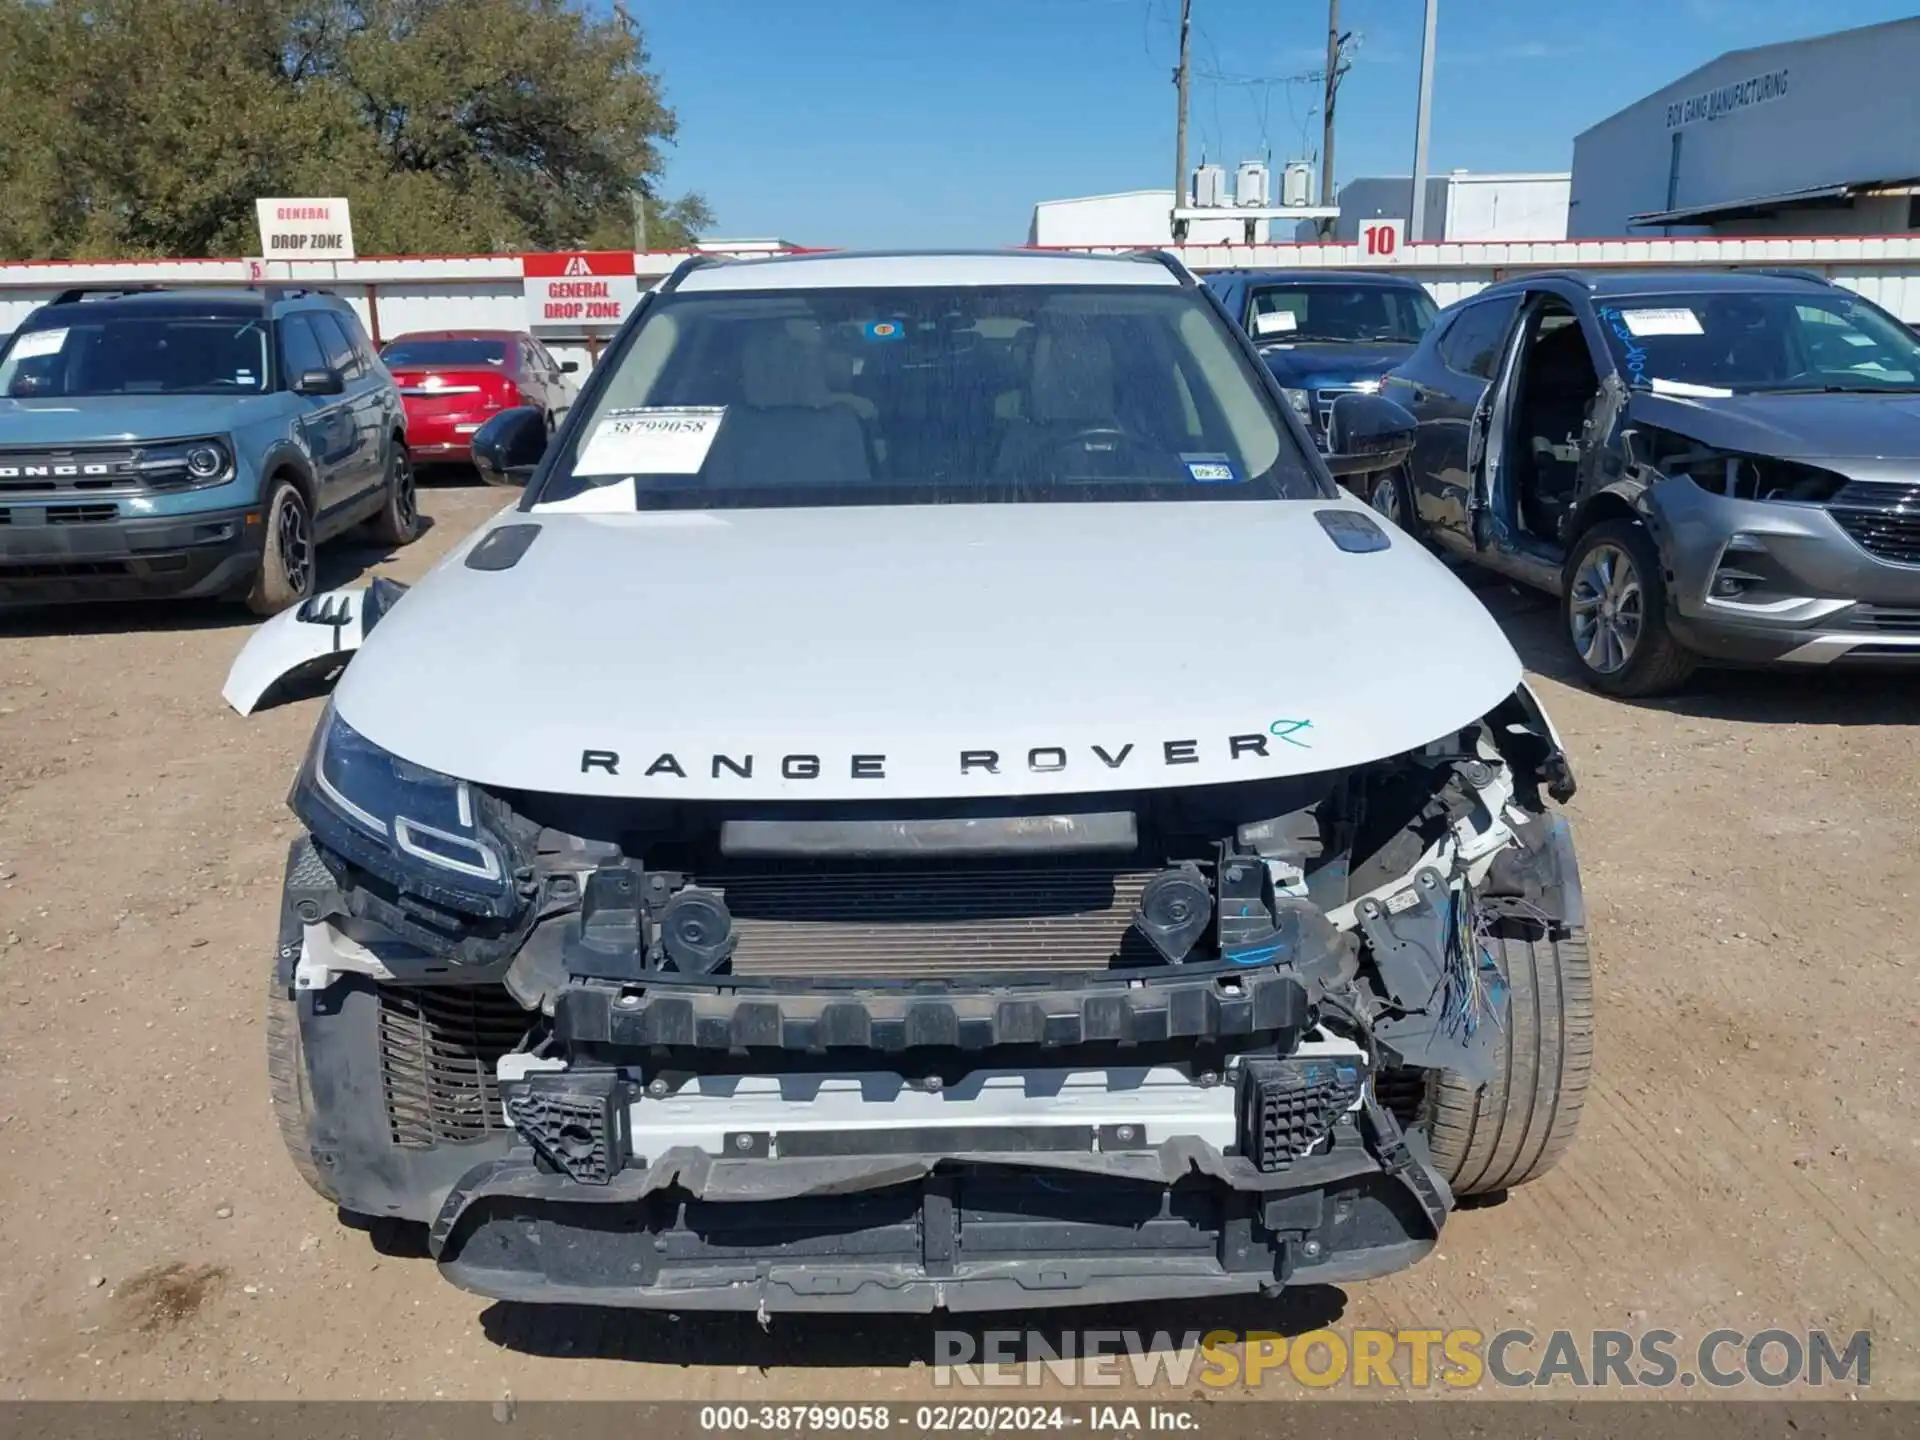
[185,442,227,479]
[294,705,513,905]
[1280,387,1312,418]
[134,436,232,488]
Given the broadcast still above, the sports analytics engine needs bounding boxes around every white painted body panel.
[321,496,1522,801]
[222,588,372,716]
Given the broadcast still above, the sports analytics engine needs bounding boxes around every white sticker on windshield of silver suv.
[574,405,726,477]
[1618,308,1703,337]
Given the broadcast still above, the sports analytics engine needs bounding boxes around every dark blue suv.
[1205,270,1438,449]
[0,286,417,613]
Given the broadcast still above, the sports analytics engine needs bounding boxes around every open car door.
[1468,310,1536,556]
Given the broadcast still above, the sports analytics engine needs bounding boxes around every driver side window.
[278,315,328,387]
[1439,298,1519,380]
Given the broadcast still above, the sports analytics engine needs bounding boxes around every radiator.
[702,864,1163,978]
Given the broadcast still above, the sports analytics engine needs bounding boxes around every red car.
[379,330,578,464]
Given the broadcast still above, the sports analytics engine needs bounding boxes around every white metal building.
[1028,189,1267,248]
[1570,17,1920,237]
[1307,172,1570,244]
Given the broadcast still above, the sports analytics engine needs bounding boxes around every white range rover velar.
[226,249,1592,1315]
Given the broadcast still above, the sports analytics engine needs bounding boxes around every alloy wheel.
[1369,472,1404,525]
[1568,542,1643,675]
[393,452,417,532]
[277,491,313,596]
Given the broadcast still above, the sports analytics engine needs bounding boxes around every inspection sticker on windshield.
[9,328,68,359]
[574,406,726,476]
[1182,452,1240,483]
[1618,308,1703,337]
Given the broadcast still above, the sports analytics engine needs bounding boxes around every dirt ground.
[0,480,1915,1402]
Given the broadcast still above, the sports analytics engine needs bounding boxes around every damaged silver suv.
[225,250,1592,1315]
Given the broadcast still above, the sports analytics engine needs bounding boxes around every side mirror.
[1322,391,1417,477]
[295,367,345,397]
[559,359,581,373]
[472,406,548,486]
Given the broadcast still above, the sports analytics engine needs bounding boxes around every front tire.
[266,977,338,1203]
[1562,519,1696,697]
[244,478,315,616]
[365,444,420,548]
[1426,928,1594,1196]
[1365,465,1421,539]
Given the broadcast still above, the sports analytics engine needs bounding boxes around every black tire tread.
[265,975,337,1203]
[365,444,420,548]
[1426,928,1594,1195]
[245,477,311,616]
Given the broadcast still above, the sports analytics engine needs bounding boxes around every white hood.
[329,499,1522,801]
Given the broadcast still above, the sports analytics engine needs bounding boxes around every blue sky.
[639,0,1917,247]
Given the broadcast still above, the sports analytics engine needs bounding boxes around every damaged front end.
[270,685,1586,1314]
[1585,406,1920,667]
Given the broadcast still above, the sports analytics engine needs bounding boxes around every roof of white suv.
[674,249,1185,293]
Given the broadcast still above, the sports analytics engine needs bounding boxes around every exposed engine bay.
[270,680,1583,1311]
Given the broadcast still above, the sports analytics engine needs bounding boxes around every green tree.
[0,0,709,259]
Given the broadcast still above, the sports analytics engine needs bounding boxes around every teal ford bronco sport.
[0,285,418,613]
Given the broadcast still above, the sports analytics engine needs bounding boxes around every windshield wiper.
[1751,382,1920,395]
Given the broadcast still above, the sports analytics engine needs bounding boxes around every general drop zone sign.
[523,253,643,331]
[255,198,355,257]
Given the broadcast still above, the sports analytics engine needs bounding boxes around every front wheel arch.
[1560,517,1697,697]
[254,443,318,517]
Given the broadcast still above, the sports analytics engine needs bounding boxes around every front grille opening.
[1849,606,1920,633]
[1829,485,1920,567]
[377,983,528,1149]
[47,503,118,524]
[701,861,1175,978]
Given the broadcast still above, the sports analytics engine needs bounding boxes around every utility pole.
[1317,0,1343,236]
[1173,0,1193,241]
[1409,0,1438,242]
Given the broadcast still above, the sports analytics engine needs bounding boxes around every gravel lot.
[0,481,1915,1399]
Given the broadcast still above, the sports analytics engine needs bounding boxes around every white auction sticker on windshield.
[1619,308,1703,337]
[9,328,68,359]
[574,406,726,476]
[1254,310,1299,336]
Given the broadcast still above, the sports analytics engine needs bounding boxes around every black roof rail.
[1137,249,1199,285]
[260,285,346,305]
[50,284,172,305]
[656,253,725,293]
[1748,266,1830,285]
[1498,269,1595,289]
[50,282,315,308]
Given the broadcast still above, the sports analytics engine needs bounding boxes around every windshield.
[381,338,508,367]
[531,283,1321,510]
[1249,284,1438,344]
[1593,291,1920,395]
[0,316,270,397]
